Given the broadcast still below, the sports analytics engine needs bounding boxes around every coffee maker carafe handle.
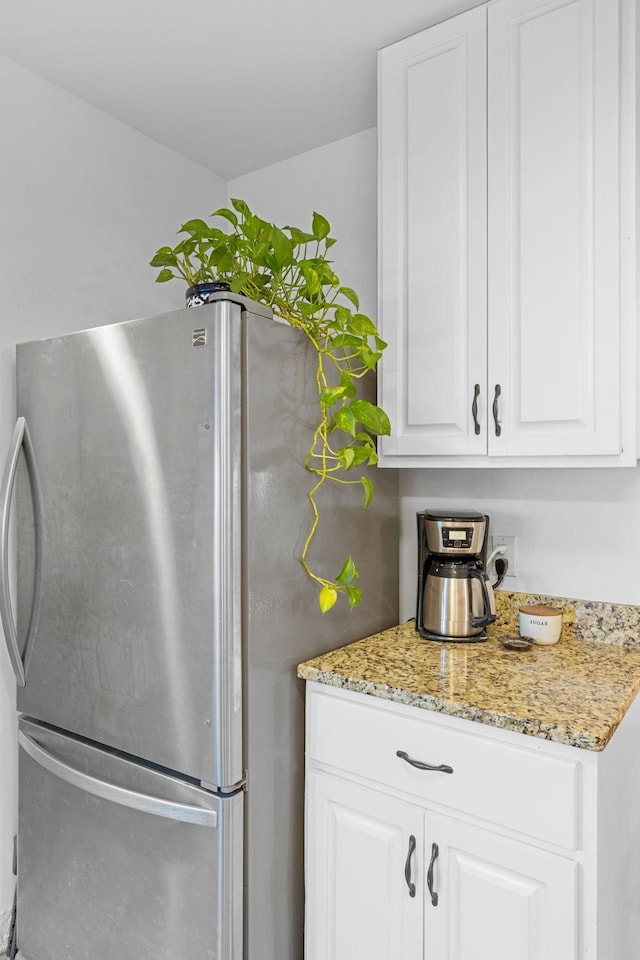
[415,513,428,633]
[468,567,497,629]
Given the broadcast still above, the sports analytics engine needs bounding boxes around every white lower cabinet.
[306,773,576,960]
[425,813,577,960]
[306,770,423,960]
[304,682,640,959]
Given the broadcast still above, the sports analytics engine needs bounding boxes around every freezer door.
[17,717,242,960]
[13,302,244,786]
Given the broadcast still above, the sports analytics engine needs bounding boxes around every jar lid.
[519,604,562,617]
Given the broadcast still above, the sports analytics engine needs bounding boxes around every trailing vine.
[150,199,390,613]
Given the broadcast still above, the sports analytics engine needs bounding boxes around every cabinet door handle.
[396,750,454,775]
[427,842,439,907]
[404,834,417,898]
[492,384,502,437]
[471,383,481,435]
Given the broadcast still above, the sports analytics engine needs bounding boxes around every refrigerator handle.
[18,729,219,828]
[0,418,44,687]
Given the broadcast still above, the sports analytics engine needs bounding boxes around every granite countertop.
[297,593,640,751]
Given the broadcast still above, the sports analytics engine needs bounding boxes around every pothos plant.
[150,198,390,614]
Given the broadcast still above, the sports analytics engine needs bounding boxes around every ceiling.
[0,0,483,180]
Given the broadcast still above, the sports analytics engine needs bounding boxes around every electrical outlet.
[491,535,517,577]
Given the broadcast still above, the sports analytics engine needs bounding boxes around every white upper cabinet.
[378,8,488,458]
[378,0,636,467]
[488,0,622,457]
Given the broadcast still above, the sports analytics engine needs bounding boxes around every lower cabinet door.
[424,813,577,960]
[306,769,424,960]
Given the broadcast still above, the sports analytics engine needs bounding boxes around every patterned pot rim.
[185,281,230,299]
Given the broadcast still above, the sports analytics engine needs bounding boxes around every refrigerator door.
[17,717,242,960]
[12,300,252,786]
[241,312,399,959]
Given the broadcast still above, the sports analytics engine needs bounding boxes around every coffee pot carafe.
[416,510,507,642]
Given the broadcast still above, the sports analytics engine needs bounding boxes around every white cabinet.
[304,682,640,959]
[425,814,577,960]
[305,770,423,960]
[305,770,577,960]
[377,7,487,459]
[377,0,637,466]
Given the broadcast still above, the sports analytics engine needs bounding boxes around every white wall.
[231,128,640,620]
[0,55,226,946]
[398,468,640,620]
[230,128,378,320]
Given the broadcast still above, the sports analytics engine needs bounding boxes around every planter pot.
[186,281,231,308]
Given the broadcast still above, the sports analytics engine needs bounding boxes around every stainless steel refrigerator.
[0,293,398,959]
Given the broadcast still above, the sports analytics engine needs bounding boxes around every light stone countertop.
[297,593,640,751]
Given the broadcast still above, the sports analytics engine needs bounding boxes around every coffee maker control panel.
[442,527,473,549]
[422,511,487,557]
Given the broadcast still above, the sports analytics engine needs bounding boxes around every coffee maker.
[416,510,507,642]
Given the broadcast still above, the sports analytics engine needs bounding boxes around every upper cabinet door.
[378,7,488,459]
[488,0,622,456]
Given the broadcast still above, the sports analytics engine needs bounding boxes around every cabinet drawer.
[307,688,581,850]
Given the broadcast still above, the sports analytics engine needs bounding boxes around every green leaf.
[180,218,210,237]
[336,556,358,585]
[349,313,378,336]
[314,262,339,287]
[176,237,198,257]
[300,263,321,296]
[286,226,316,244]
[155,268,175,283]
[320,385,347,408]
[252,216,273,241]
[312,211,331,240]
[346,446,375,467]
[297,301,324,318]
[359,346,383,370]
[351,434,378,465]
[230,198,251,217]
[229,273,251,293]
[331,334,362,350]
[338,447,356,469]
[241,215,259,241]
[319,585,338,614]
[149,247,178,268]
[340,371,357,397]
[339,286,360,309]
[272,227,294,268]
[349,400,392,436]
[333,306,352,329]
[360,476,375,509]
[346,584,363,609]
[210,244,231,266]
[215,252,236,273]
[333,408,356,436]
[212,207,238,227]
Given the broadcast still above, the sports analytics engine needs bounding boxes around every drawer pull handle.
[404,834,416,898]
[492,384,502,437]
[472,383,481,435]
[396,750,454,775]
[427,842,439,907]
